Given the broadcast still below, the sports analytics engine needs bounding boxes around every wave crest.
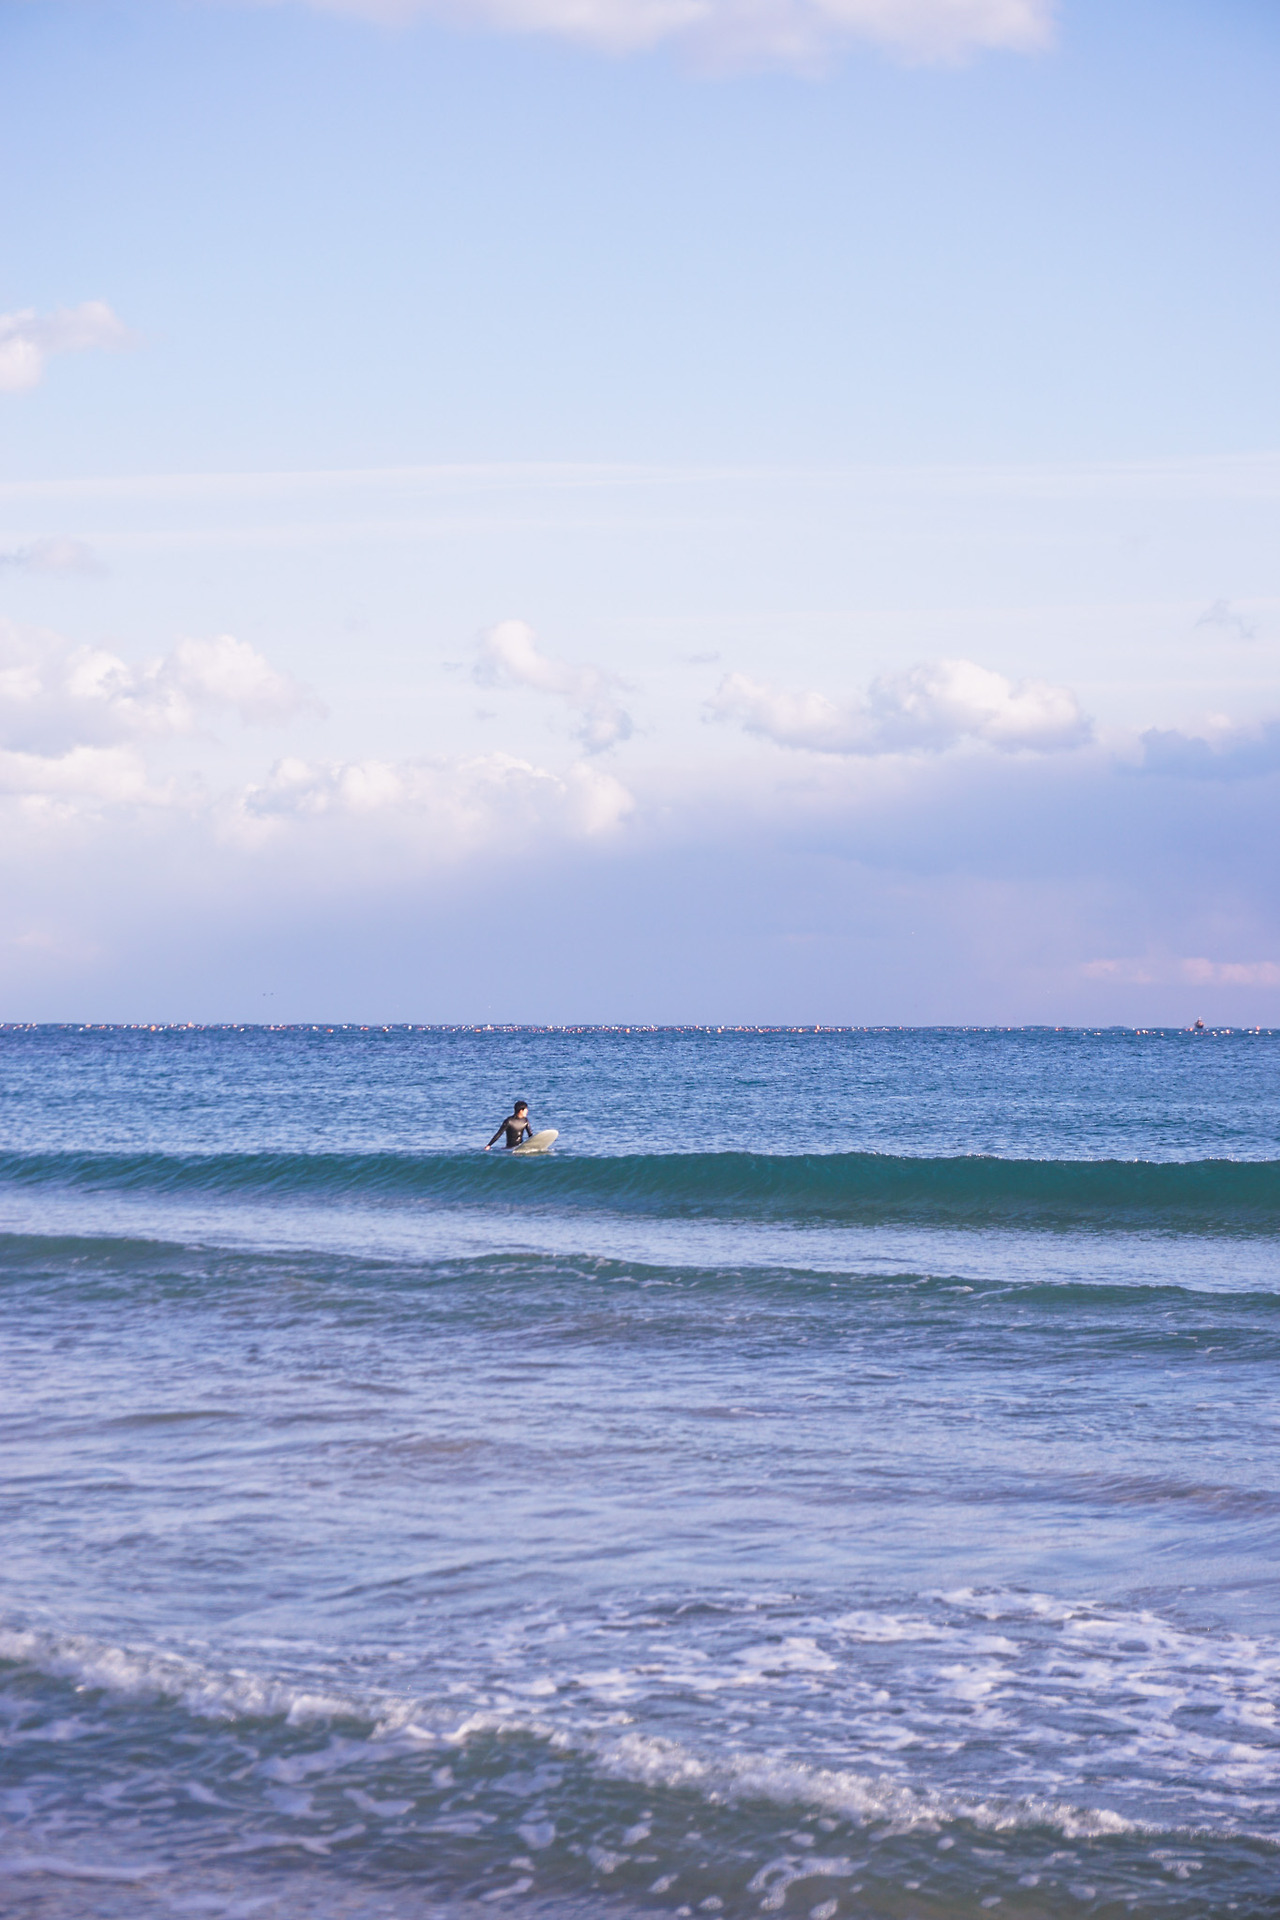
[0,1149,1274,1233]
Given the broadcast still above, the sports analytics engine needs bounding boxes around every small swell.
[0,1149,1275,1233]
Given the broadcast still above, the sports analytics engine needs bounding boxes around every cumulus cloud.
[0,537,107,578]
[163,635,317,724]
[708,656,1092,756]
[0,622,316,758]
[237,749,634,848]
[0,302,133,394]
[0,744,157,811]
[273,0,1053,68]
[0,617,636,859]
[474,619,633,753]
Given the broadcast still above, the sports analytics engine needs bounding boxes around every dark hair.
[514,1099,528,1112]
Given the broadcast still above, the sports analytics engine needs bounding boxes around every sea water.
[1,1024,1277,1920]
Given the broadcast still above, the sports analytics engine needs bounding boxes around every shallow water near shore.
[1,1025,1278,1919]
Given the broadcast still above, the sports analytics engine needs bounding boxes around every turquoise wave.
[0,1149,1276,1232]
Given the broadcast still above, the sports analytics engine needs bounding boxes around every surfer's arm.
[485,1125,505,1149]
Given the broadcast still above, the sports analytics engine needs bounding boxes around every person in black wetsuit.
[486,1100,534,1150]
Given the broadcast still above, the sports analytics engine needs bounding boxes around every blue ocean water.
[1,1024,1278,1920]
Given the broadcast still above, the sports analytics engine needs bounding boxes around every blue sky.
[1,0,1277,1022]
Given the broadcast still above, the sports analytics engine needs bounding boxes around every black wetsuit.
[489,1114,533,1149]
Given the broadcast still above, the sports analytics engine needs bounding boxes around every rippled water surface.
[1,1025,1277,1919]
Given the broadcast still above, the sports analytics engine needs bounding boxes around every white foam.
[748,1853,859,1913]
[7,1591,1280,1853]
[0,1853,163,1882]
[0,1625,370,1729]
[586,1728,1140,1841]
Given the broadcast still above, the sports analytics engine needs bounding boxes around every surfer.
[486,1100,534,1151]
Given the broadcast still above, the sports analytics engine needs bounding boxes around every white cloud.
[0,537,106,577]
[708,656,1092,756]
[1183,958,1280,988]
[1082,956,1280,990]
[0,303,133,394]
[275,0,1053,68]
[0,622,316,757]
[474,619,633,753]
[237,749,634,848]
[0,744,161,815]
[0,617,636,855]
[1181,957,1280,988]
[163,635,316,724]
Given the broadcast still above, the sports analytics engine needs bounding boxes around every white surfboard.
[511,1128,558,1155]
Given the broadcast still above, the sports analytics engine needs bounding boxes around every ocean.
[1,1023,1278,1920]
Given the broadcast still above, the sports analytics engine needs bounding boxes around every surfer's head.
[514,1100,528,1115]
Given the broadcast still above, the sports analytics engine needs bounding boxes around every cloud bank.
[0,303,132,394]
[272,0,1054,69]
[1138,719,1280,782]
[474,619,633,753]
[4,704,1272,1022]
[0,617,1274,1023]
[708,657,1092,755]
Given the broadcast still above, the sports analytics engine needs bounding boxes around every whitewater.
[1,1024,1277,1920]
